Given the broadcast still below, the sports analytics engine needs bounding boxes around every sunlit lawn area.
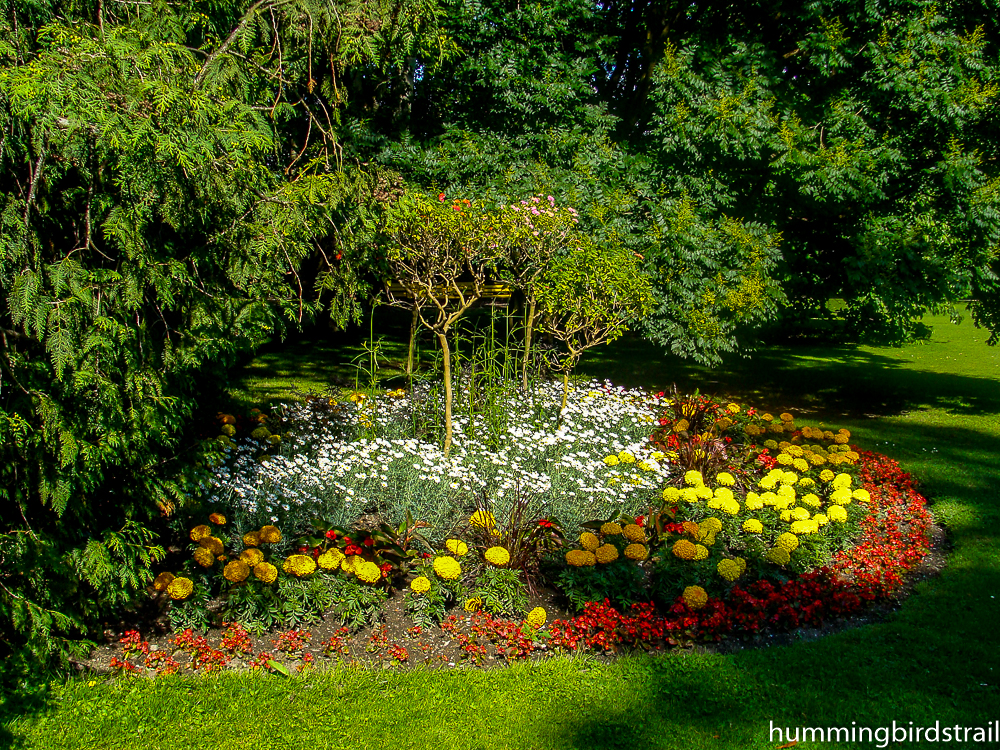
[5,308,1000,750]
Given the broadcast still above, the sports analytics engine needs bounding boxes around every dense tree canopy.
[1,0,998,677]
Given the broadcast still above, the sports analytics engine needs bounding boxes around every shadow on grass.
[0,679,56,749]
[579,333,1000,420]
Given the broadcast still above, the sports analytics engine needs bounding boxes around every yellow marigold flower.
[766,547,791,565]
[713,487,735,503]
[717,558,743,582]
[208,513,226,525]
[683,586,709,610]
[809,453,826,466]
[662,487,681,503]
[317,549,345,570]
[757,476,778,491]
[254,562,278,583]
[445,539,469,556]
[702,517,723,534]
[716,472,736,486]
[798,477,816,488]
[785,445,803,457]
[852,488,871,503]
[240,548,265,567]
[224,560,250,583]
[834,433,850,444]
[790,520,819,535]
[830,488,853,505]
[684,470,704,486]
[776,453,793,466]
[745,424,761,436]
[623,524,646,543]
[790,507,810,521]
[283,554,317,577]
[814,513,829,526]
[259,525,282,544]
[595,544,619,563]
[433,555,462,580]
[828,505,848,523]
[566,549,597,567]
[693,544,709,560]
[742,519,764,534]
[485,546,511,566]
[792,458,809,472]
[780,412,794,422]
[680,487,699,503]
[470,510,496,529]
[410,576,431,593]
[832,473,853,490]
[745,493,764,511]
[356,561,382,584]
[694,486,712,500]
[801,493,822,508]
[776,533,799,553]
[599,522,623,536]
[464,597,482,613]
[167,577,194,600]
[761,413,774,422]
[189,524,212,542]
[763,439,778,450]
[198,536,224,556]
[526,607,547,629]
[624,543,648,561]
[341,555,360,574]
[243,531,261,547]
[153,572,175,591]
[779,510,793,523]
[617,450,636,464]
[682,520,700,538]
[726,403,740,414]
[819,469,836,482]
[193,546,215,568]
[579,532,600,551]
[672,539,697,560]
[674,418,690,432]
[250,426,270,440]
[603,455,620,466]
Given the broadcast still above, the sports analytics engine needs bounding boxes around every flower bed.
[101,383,935,676]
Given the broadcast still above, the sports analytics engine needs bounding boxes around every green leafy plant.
[470,568,528,617]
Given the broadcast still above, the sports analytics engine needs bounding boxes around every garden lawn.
[4,309,1000,750]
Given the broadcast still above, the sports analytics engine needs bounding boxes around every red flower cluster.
[169,628,230,672]
[322,627,352,658]
[272,629,312,656]
[220,622,253,655]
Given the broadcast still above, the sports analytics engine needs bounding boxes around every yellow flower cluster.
[433,555,462,580]
[240,548,264,566]
[765,547,790,565]
[199,536,224,556]
[190,524,212,542]
[693,544,709,561]
[673,539,697,560]
[776,533,799,553]
[283,554,316,577]
[697,517,723,545]
[683,585,709,610]
[470,510,496,529]
[566,549,597,567]
[445,539,468,556]
[318,549,345,570]
[623,524,646,543]
[209,513,226,525]
[624,543,648,561]
[254,562,278,583]
[595,544,619,563]
[828,505,848,522]
[526,607,547,629]
[485,546,511,566]
[223,560,250,583]
[260,525,282,544]
[464,597,483,612]
[580,532,600,551]
[684,470,704,486]
[742,519,763,533]
[355,561,382,584]
[153,572,175,591]
[167,577,194,600]
[717,557,746,582]
[194,547,215,568]
[243,531,261,547]
[599,522,623,536]
[410,576,431,593]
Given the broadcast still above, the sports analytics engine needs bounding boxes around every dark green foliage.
[327,577,388,631]
[471,567,528,617]
[404,575,452,630]
[553,558,648,613]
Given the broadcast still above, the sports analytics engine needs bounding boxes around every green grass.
[5,308,1000,749]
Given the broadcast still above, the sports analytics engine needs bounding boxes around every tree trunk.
[406,306,418,376]
[438,331,453,456]
[561,370,570,413]
[521,298,536,391]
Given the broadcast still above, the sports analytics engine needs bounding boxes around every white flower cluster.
[207,379,672,537]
